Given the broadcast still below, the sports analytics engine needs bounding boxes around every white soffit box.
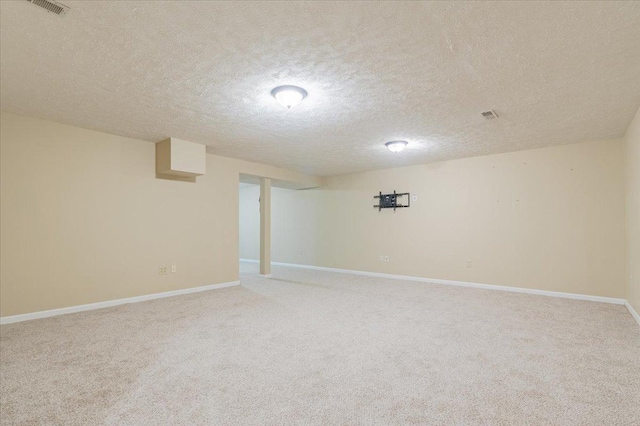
[156,138,206,178]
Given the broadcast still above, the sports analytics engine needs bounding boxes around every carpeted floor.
[1,263,639,425]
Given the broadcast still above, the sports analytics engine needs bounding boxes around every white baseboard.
[625,301,640,326]
[241,259,272,277]
[240,259,626,306]
[0,281,240,325]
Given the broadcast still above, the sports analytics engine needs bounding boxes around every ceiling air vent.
[481,110,498,120]
[26,0,69,16]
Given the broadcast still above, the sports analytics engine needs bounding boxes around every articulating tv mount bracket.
[373,191,410,211]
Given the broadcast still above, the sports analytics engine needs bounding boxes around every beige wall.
[0,112,317,317]
[624,107,640,313]
[2,110,631,317]
[258,139,626,298]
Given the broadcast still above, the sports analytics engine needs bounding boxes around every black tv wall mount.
[374,191,410,211]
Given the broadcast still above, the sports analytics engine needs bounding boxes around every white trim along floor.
[1,263,638,424]
[241,259,639,325]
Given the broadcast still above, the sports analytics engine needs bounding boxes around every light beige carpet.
[1,263,639,425]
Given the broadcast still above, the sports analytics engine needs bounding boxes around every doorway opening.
[238,180,260,277]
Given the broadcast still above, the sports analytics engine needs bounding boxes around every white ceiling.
[1,1,639,176]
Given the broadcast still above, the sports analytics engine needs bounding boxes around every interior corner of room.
[2,107,637,320]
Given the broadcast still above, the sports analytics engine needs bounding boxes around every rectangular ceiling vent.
[26,0,69,16]
[481,110,499,120]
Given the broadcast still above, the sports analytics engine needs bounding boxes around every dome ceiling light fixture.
[385,140,408,153]
[271,85,308,109]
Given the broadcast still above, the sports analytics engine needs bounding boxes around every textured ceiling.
[1,1,639,176]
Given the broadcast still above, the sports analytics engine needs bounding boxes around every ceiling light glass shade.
[385,140,408,153]
[271,85,308,109]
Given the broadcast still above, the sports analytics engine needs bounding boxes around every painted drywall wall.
[2,111,629,316]
[239,185,260,260]
[0,112,319,317]
[247,140,626,298]
[240,184,324,266]
[624,107,640,313]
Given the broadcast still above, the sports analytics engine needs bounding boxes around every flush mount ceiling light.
[385,140,408,153]
[271,85,308,109]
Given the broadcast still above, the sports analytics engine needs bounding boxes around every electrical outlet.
[384,256,390,262]
[466,259,472,268]
[379,255,384,262]
[171,264,177,273]
[159,266,168,275]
